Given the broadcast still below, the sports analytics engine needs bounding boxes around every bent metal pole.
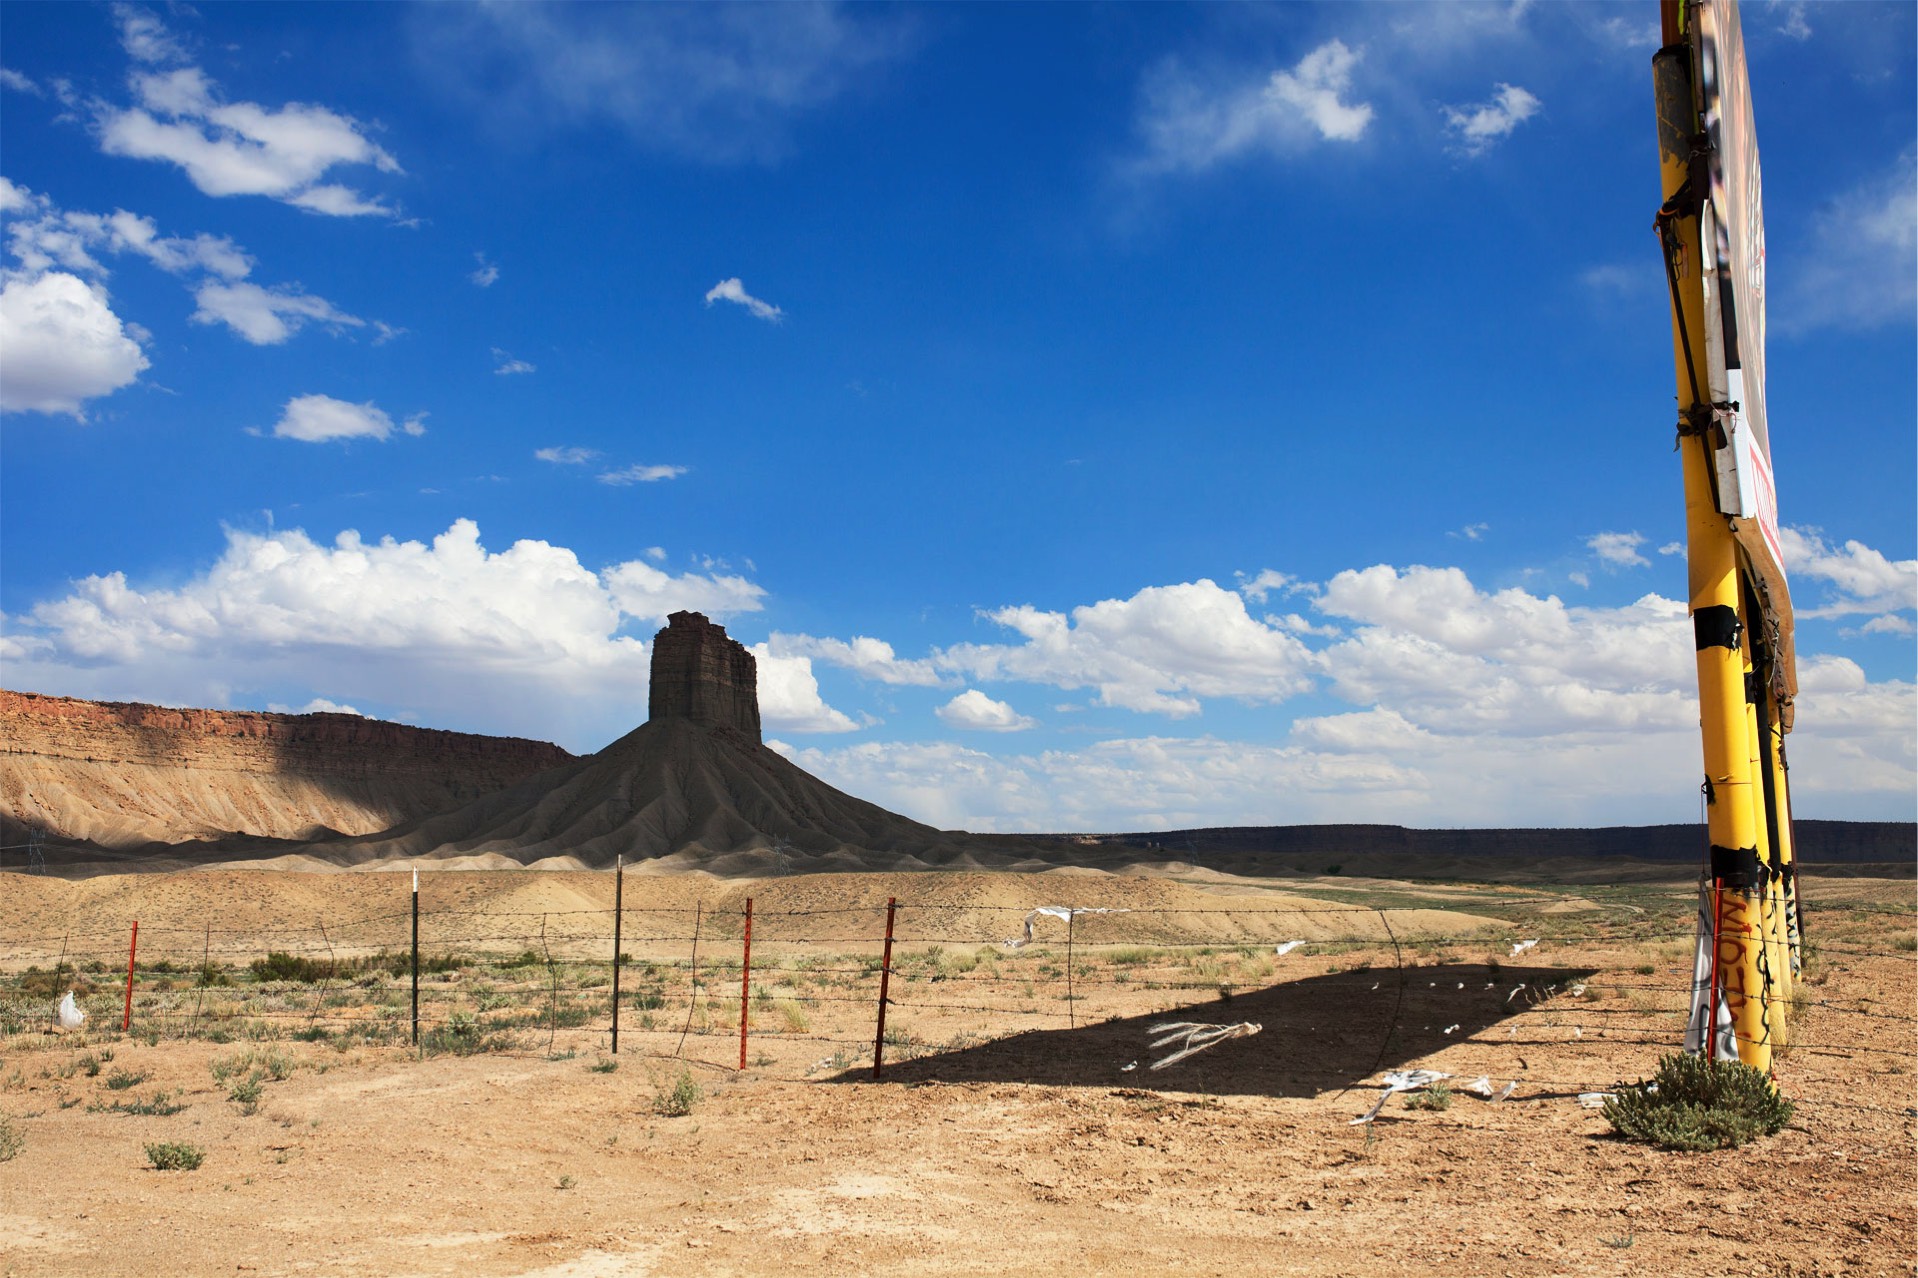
[1653,10,1768,1072]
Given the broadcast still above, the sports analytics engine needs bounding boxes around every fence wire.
[3,884,1910,1106]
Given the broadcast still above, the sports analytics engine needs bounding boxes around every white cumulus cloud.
[1267,40,1374,143]
[0,518,816,749]
[704,277,783,322]
[267,698,364,717]
[936,579,1317,717]
[1442,83,1540,155]
[470,252,499,287]
[1,179,372,352]
[936,689,1036,732]
[0,271,149,417]
[265,393,424,443]
[750,646,858,733]
[599,464,689,486]
[767,632,945,687]
[1133,40,1374,175]
[492,348,536,375]
[1587,531,1649,569]
[98,10,401,216]
[192,281,362,344]
[536,445,600,465]
[1781,526,1917,622]
[603,559,764,624]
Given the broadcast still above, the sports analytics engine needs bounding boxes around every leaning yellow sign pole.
[1652,9,1769,1072]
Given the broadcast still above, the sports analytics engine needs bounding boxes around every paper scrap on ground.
[1349,1070,1451,1125]
[1004,906,1130,948]
[1146,1021,1261,1070]
[1577,1092,1613,1109]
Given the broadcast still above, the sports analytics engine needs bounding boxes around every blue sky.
[2,1,1912,832]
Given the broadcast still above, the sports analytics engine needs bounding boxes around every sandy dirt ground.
[1,867,1912,1277]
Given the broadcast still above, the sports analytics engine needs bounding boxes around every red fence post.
[738,897,753,1070]
[122,920,138,1032]
[872,897,897,1080]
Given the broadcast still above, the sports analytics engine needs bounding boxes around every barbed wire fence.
[2,879,1910,1114]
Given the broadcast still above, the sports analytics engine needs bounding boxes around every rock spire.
[647,611,761,742]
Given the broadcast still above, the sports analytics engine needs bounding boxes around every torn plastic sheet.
[1003,906,1130,948]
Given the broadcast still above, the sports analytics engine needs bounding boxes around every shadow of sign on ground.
[843,963,1602,1099]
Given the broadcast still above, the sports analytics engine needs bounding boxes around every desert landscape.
[3,618,1913,1276]
[1,863,1913,1277]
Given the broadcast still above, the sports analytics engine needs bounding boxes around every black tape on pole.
[1693,605,1742,651]
[1710,844,1762,890]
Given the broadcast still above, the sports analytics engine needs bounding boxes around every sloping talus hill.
[0,690,573,847]
[293,717,1025,873]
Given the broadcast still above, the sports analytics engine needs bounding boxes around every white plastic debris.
[1003,905,1129,948]
[1275,941,1304,956]
[1464,1076,1494,1098]
[1570,983,1588,997]
[57,991,86,1030]
[1574,1026,1583,1038]
[1456,982,1466,990]
[1491,1081,1518,1103]
[1119,1061,1138,1072]
[1146,1021,1261,1071]
[1510,939,1538,957]
[1349,1070,1451,1125]
[1577,1092,1613,1109]
[1442,1024,1461,1036]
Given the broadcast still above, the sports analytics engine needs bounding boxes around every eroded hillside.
[0,690,572,847]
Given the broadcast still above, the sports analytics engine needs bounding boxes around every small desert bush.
[210,1047,293,1084]
[103,1068,148,1091]
[420,1012,516,1057]
[775,999,811,1033]
[250,952,343,984]
[936,949,978,977]
[1404,1082,1452,1112]
[654,1068,701,1117]
[92,1092,186,1116]
[228,1071,265,1112]
[18,964,93,1000]
[1604,1053,1794,1152]
[0,1114,23,1162]
[144,1141,203,1171]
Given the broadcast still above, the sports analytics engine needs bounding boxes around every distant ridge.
[1061,822,1916,868]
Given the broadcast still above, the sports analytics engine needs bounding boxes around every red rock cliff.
[0,690,573,847]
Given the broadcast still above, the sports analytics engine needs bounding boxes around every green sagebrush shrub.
[1604,1052,1794,1152]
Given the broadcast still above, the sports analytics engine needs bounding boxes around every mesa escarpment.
[280,613,1006,872]
[0,690,572,848]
